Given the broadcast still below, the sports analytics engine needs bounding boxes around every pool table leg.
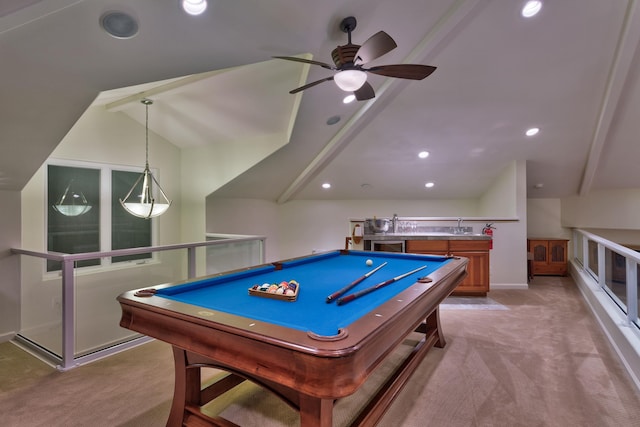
[299,394,333,427]
[415,307,446,348]
[167,347,200,427]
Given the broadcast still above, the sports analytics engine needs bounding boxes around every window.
[111,170,152,263]
[47,163,152,271]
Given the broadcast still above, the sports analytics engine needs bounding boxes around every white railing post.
[582,234,590,273]
[627,258,639,325]
[60,258,76,370]
[187,246,196,279]
[598,243,606,288]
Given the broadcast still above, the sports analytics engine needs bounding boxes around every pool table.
[117,250,467,427]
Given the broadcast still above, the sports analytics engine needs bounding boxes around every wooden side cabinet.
[406,239,490,295]
[528,238,569,276]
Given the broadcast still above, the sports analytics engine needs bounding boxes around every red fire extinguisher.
[482,223,495,249]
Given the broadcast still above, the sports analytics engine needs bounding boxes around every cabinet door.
[530,240,548,263]
[549,241,566,263]
[547,240,568,275]
[529,240,549,275]
[451,250,489,295]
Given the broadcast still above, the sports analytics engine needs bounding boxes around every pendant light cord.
[143,99,151,169]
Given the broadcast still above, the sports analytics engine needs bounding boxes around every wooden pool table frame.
[117,250,468,427]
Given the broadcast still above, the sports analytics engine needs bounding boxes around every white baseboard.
[0,332,17,343]
[490,282,529,290]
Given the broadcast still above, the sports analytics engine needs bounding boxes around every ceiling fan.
[274,16,437,101]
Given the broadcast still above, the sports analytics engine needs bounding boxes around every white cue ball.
[366,259,373,266]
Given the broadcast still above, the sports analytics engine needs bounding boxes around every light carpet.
[1,275,640,426]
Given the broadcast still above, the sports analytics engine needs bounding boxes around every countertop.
[364,233,491,241]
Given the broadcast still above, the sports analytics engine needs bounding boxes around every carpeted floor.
[1,275,640,426]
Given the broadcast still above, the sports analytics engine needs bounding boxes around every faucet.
[456,218,463,234]
[457,217,463,228]
[392,214,399,233]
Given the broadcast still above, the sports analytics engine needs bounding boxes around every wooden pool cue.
[336,265,428,306]
[326,262,388,303]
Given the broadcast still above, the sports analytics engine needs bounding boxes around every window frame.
[46,159,160,275]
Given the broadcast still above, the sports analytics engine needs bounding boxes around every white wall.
[478,162,517,218]
[275,199,480,259]
[207,161,529,287]
[562,188,640,229]
[0,192,21,340]
[206,198,480,262]
[528,198,571,239]
[205,198,281,260]
[479,160,528,287]
[560,189,640,246]
[180,133,291,243]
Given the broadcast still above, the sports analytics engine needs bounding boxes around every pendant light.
[52,179,92,216]
[119,99,172,219]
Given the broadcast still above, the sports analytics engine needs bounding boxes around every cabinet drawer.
[406,240,449,252]
[449,240,490,252]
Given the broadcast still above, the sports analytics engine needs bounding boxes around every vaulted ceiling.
[2,0,640,202]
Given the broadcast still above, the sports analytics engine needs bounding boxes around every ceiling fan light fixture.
[334,70,367,92]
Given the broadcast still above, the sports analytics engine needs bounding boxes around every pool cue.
[326,262,388,303]
[336,265,428,306]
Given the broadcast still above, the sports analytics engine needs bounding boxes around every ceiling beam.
[579,0,640,195]
[276,0,487,204]
[103,69,229,112]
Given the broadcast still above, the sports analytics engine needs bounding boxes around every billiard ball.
[366,259,373,266]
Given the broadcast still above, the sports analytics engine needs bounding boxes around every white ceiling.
[2,0,640,203]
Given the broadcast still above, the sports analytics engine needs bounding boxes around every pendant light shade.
[120,99,172,219]
[53,179,92,216]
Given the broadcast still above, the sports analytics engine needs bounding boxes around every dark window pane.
[47,165,100,271]
[111,170,152,263]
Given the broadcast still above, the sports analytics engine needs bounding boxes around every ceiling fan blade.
[273,56,335,70]
[289,76,334,94]
[354,82,375,101]
[354,31,397,65]
[366,64,437,80]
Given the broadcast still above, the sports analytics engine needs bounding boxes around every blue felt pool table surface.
[155,250,452,336]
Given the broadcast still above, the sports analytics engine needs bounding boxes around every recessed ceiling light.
[533,183,544,189]
[425,182,435,188]
[343,94,356,104]
[521,1,542,18]
[100,11,139,39]
[418,151,430,159]
[526,127,540,136]
[326,115,341,125]
[182,0,207,15]
[322,183,331,189]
